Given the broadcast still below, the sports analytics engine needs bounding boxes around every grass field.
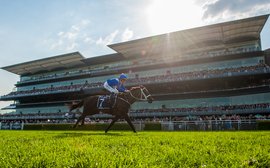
[0,131,269,168]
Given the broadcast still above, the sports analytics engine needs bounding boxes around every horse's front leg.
[81,117,85,126]
[124,114,136,133]
[105,116,119,133]
[73,115,85,128]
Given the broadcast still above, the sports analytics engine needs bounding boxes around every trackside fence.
[160,120,258,131]
[0,122,24,130]
[1,120,269,131]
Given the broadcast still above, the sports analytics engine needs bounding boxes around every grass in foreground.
[0,131,269,168]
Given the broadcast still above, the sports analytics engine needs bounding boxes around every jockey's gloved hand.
[125,90,130,93]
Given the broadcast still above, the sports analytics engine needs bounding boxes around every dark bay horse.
[68,85,153,133]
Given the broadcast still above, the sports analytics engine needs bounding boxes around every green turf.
[0,131,269,168]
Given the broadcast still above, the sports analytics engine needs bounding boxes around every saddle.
[97,94,117,109]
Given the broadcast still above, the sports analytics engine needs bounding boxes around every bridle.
[129,87,152,101]
[117,86,152,107]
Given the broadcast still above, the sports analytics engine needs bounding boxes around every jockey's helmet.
[119,73,128,80]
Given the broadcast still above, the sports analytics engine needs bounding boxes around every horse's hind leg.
[105,116,119,133]
[124,114,137,133]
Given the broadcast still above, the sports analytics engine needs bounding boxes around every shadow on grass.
[54,132,126,139]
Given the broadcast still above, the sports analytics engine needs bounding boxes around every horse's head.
[129,85,154,103]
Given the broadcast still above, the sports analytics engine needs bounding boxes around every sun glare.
[146,0,204,35]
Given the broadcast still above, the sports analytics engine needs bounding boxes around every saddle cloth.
[97,95,117,109]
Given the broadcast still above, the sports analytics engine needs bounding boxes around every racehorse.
[67,85,153,133]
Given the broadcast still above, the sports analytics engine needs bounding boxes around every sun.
[146,0,204,35]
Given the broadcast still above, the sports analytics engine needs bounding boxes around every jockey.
[103,73,128,94]
[103,73,128,108]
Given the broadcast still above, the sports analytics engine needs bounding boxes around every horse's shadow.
[54,132,125,139]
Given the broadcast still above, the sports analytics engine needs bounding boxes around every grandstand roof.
[1,52,85,75]
[108,14,269,58]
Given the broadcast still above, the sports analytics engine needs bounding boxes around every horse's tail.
[66,100,84,112]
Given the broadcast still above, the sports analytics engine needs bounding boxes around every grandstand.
[1,14,270,127]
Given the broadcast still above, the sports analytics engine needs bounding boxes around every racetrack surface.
[0,131,269,167]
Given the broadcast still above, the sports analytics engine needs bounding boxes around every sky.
[0,0,270,111]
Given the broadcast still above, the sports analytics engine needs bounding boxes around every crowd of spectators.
[19,67,111,84]
[3,82,102,97]
[129,63,268,84]
[134,114,270,122]
[2,63,269,98]
[131,103,270,113]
